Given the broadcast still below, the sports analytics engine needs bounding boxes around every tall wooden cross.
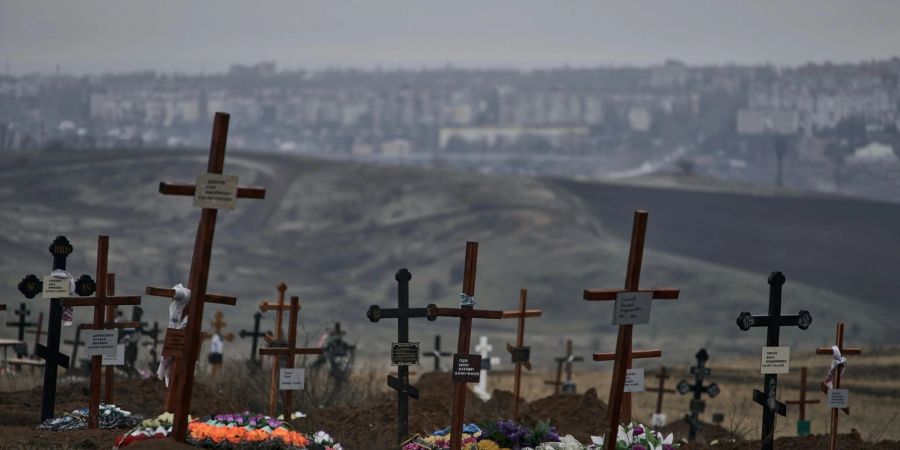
[366,268,438,445]
[260,282,289,418]
[815,321,861,450]
[431,242,504,450]
[735,271,812,450]
[6,303,36,352]
[424,335,452,372]
[17,236,96,422]
[501,288,542,422]
[545,339,583,395]
[259,296,324,421]
[202,310,235,377]
[239,311,268,367]
[62,236,142,429]
[583,211,679,450]
[785,366,819,436]
[675,349,721,442]
[148,112,266,442]
[646,366,675,423]
[141,321,162,372]
[25,312,44,356]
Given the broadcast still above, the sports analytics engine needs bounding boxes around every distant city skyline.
[2,0,900,75]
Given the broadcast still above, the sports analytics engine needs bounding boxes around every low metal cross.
[545,339,583,395]
[366,268,438,445]
[502,288,542,421]
[785,366,819,436]
[239,311,269,367]
[735,271,812,450]
[62,236,142,429]
[6,303,36,356]
[815,321,861,450]
[18,236,96,422]
[424,334,452,372]
[430,242,504,450]
[141,321,162,372]
[259,296,324,421]
[583,211,679,450]
[676,349,720,442]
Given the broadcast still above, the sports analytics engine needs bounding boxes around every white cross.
[472,335,500,400]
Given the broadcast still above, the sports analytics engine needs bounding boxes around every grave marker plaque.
[391,342,420,366]
[451,354,481,383]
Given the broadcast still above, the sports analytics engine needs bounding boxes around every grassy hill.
[0,149,894,370]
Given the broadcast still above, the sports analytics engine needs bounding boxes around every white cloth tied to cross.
[156,283,191,386]
[50,269,77,326]
[823,345,847,390]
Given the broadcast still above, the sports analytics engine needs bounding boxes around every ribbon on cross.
[460,293,476,307]
[823,345,846,390]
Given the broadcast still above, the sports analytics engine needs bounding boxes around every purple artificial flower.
[631,445,647,450]
[268,419,283,428]
[662,445,676,450]
[633,425,644,436]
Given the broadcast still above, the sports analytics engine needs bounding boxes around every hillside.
[0,149,894,369]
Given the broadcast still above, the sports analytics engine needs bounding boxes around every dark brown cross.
[103,273,128,404]
[815,321,862,450]
[646,366,675,415]
[583,211,679,450]
[202,310,235,377]
[259,296,323,421]
[785,366,819,432]
[545,340,583,395]
[25,311,44,356]
[6,302,35,346]
[148,112,266,442]
[141,321,162,372]
[260,282,289,418]
[430,242,504,450]
[501,288,542,422]
[62,236,141,429]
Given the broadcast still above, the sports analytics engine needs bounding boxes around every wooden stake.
[815,322,861,450]
[501,288,542,422]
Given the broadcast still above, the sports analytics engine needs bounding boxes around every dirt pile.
[657,419,738,444]
[522,387,608,443]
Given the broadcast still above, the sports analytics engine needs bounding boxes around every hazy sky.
[2,0,899,75]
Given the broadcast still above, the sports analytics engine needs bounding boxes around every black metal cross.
[141,321,162,372]
[736,272,811,450]
[6,302,36,357]
[239,311,269,366]
[63,327,86,372]
[424,334,452,372]
[367,268,438,445]
[17,236,96,422]
[676,349,720,442]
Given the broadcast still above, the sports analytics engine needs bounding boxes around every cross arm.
[786,399,821,405]
[259,347,324,356]
[736,310,812,331]
[80,321,142,330]
[366,304,437,322]
[259,301,292,312]
[433,307,503,319]
[62,296,141,307]
[146,286,237,306]
[583,288,680,301]
[646,387,676,393]
[387,375,420,399]
[816,347,862,356]
[158,182,266,199]
[501,309,542,319]
[753,389,787,416]
[593,349,662,361]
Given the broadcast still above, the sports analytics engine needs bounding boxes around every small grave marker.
[785,366,819,436]
[815,321,861,450]
[6,303,36,357]
[424,334,452,372]
[239,311,269,367]
[676,349,720,442]
[501,288,542,421]
[544,340,583,395]
[646,366,675,427]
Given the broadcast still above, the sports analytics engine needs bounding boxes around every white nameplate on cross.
[279,368,306,390]
[84,329,119,357]
[827,389,849,408]
[102,344,126,366]
[624,368,646,392]
[760,346,790,374]
[193,173,239,210]
[613,292,652,325]
[42,276,70,299]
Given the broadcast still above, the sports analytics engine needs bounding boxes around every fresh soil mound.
[521,387,608,443]
[658,419,738,444]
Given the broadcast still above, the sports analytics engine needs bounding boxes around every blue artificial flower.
[463,423,481,434]
[433,426,451,436]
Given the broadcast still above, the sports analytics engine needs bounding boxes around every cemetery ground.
[0,347,897,449]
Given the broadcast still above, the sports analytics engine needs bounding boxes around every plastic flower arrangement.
[40,403,143,431]
[403,423,483,449]
[114,412,176,448]
[187,412,310,448]
[403,421,563,450]
[589,422,677,450]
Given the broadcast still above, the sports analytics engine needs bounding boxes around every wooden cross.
[424,335,452,372]
[675,349,721,442]
[544,339,583,395]
[501,288,542,422]
[785,366,819,436]
[25,311,44,357]
[17,235,96,422]
[260,282,289,418]
[202,311,235,377]
[815,321,861,450]
[148,112,266,442]
[646,366,675,416]
[64,327,85,372]
[141,321,162,372]
[367,268,438,445]
[259,296,324,421]
[62,236,142,429]
[583,211,679,450]
[239,311,269,367]
[430,242,504,450]
[735,271,812,450]
[6,303,36,350]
